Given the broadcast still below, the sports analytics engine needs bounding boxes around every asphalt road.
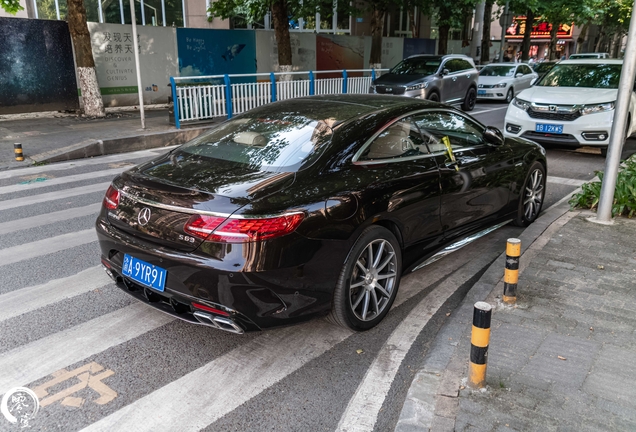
[0,104,607,432]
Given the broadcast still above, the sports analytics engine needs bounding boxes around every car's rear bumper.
[96,213,346,332]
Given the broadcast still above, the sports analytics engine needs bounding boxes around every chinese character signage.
[505,16,573,39]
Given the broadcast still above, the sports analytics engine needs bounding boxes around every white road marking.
[0,203,101,235]
[79,321,353,432]
[546,176,586,186]
[0,303,174,396]
[0,168,123,195]
[470,106,509,115]
[0,266,111,322]
[0,182,109,211]
[0,229,98,266]
[336,259,485,432]
[0,146,177,180]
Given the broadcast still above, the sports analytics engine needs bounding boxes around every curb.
[394,200,576,432]
[27,126,211,165]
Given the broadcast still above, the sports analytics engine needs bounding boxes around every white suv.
[503,59,635,155]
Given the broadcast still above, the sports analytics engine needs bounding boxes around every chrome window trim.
[351,108,487,166]
[119,190,304,219]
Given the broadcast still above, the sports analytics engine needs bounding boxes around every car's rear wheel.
[513,161,546,227]
[329,226,402,331]
[461,87,477,111]
[505,88,514,103]
[427,91,440,102]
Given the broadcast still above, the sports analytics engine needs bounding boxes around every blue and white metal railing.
[169,68,388,128]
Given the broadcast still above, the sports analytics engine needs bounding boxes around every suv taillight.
[103,185,120,210]
[184,213,304,243]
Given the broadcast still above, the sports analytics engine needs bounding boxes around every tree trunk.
[613,33,623,58]
[576,21,590,53]
[369,6,385,67]
[67,0,104,117]
[437,6,452,55]
[408,6,418,38]
[521,9,534,61]
[594,28,605,53]
[271,0,292,79]
[548,22,558,60]
[480,0,493,63]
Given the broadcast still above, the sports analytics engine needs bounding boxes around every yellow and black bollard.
[14,143,24,162]
[503,238,521,304]
[469,301,492,389]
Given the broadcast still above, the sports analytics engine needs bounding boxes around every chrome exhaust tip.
[102,264,116,281]
[193,311,244,334]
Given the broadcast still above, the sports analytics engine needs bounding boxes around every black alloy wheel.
[427,91,440,102]
[513,161,546,227]
[329,226,402,331]
[461,87,477,111]
[505,88,514,104]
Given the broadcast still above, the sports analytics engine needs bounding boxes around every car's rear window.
[537,63,622,88]
[480,66,515,77]
[178,112,334,172]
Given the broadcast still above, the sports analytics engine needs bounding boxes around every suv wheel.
[427,92,440,102]
[461,87,476,111]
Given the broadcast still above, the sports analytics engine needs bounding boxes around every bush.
[569,154,636,217]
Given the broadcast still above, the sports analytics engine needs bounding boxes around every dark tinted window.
[178,112,334,172]
[444,59,463,73]
[390,58,441,75]
[457,59,474,71]
[415,111,484,151]
[538,63,622,88]
[533,62,556,74]
[521,65,533,74]
[480,65,516,77]
[360,117,429,161]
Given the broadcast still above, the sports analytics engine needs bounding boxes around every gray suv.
[370,54,479,111]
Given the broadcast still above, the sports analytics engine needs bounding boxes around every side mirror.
[440,69,450,76]
[484,126,504,145]
[515,73,523,78]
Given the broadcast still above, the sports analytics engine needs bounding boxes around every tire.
[461,87,477,111]
[512,161,546,227]
[328,226,402,331]
[427,91,440,102]
[505,88,514,104]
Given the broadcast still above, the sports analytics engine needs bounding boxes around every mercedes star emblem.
[138,207,152,226]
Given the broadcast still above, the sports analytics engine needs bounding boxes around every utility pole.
[593,0,636,223]
[129,0,146,129]
[471,1,486,63]
[499,1,510,62]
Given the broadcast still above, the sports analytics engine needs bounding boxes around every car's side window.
[359,117,429,161]
[458,60,473,72]
[414,111,485,151]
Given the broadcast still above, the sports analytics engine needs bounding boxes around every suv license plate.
[122,254,167,292]
[535,123,563,134]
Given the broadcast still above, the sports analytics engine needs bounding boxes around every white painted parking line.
[0,303,173,396]
[0,203,101,235]
[0,182,109,211]
[0,229,98,266]
[0,147,177,180]
[470,106,509,115]
[546,176,586,186]
[0,168,122,195]
[0,266,110,323]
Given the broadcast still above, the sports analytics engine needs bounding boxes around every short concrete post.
[503,238,521,304]
[469,301,492,389]
[14,143,24,161]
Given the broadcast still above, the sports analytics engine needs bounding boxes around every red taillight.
[103,185,120,210]
[192,302,230,316]
[183,215,227,239]
[208,213,304,243]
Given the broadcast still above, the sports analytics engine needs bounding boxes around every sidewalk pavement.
[0,108,217,170]
[396,202,636,431]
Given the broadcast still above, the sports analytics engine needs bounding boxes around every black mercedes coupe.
[96,95,546,334]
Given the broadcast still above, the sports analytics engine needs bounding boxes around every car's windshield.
[533,63,555,73]
[569,54,598,59]
[479,66,515,77]
[537,63,622,88]
[178,113,334,172]
[390,58,441,75]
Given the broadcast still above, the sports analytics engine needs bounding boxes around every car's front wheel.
[505,88,514,103]
[513,161,546,227]
[461,87,477,111]
[329,226,402,331]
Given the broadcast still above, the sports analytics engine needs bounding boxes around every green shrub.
[569,154,636,217]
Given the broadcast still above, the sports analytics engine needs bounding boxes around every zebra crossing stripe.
[0,203,101,235]
[0,182,110,211]
[0,168,123,196]
[0,229,98,266]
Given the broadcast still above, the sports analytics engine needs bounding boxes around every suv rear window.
[179,113,334,172]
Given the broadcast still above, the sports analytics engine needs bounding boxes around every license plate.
[535,123,563,134]
[122,254,167,292]
[477,90,487,95]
